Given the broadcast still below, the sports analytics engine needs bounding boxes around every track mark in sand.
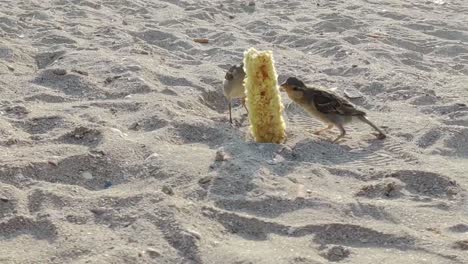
[453,240,468,251]
[382,170,462,199]
[24,93,68,103]
[289,135,419,167]
[27,188,148,227]
[91,207,138,229]
[199,89,226,114]
[283,100,422,167]
[440,128,468,157]
[314,13,369,33]
[417,126,468,157]
[34,51,66,69]
[169,122,234,148]
[32,69,102,98]
[379,140,420,164]
[0,216,57,241]
[1,105,30,119]
[202,206,290,240]
[129,116,169,131]
[10,116,65,135]
[27,189,68,213]
[356,178,405,198]
[214,196,335,218]
[0,154,136,190]
[147,210,202,264]
[344,202,399,223]
[214,195,399,223]
[156,73,205,91]
[355,169,463,203]
[421,103,468,122]
[131,29,192,51]
[187,10,216,22]
[57,126,103,147]
[0,185,19,219]
[307,223,413,249]
[89,193,148,228]
[202,206,415,249]
[89,101,144,112]
[417,127,443,149]
[37,33,77,46]
[448,224,468,233]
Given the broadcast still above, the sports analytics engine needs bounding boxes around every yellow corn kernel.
[243,48,286,144]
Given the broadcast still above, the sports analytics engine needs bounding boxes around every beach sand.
[0,0,467,263]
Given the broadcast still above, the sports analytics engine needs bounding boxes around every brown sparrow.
[280,77,386,143]
[223,63,248,123]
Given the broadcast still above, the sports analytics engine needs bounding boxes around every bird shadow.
[289,136,386,165]
[206,121,387,221]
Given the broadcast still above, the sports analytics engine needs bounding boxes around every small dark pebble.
[30,135,43,140]
[48,160,58,166]
[52,68,67,75]
[0,197,9,202]
[229,15,235,19]
[5,138,18,146]
[129,122,140,130]
[146,248,161,258]
[90,208,107,215]
[71,69,89,76]
[215,149,229,161]
[104,181,113,188]
[288,177,298,184]
[321,246,350,262]
[198,176,213,184]
[352,64,358,68]
[162,185,174,195]
[104,75,122,84]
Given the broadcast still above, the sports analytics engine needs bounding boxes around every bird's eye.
[292,87,298,91]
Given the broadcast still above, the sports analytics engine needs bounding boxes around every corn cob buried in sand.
[243,48,286,144]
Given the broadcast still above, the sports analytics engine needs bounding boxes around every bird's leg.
[241,97,249,114]
[357,116,386,139]
[332,124,346,143]
[228,101,233,124]
[313,124,334,135]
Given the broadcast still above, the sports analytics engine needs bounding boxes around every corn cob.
[243,48,286,144]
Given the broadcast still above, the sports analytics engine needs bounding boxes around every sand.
[0,0,467,263]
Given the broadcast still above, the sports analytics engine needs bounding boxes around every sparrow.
[223,63,248,123]
[280,77,386,143]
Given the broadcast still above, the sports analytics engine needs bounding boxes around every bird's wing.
[310,89,365,116]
